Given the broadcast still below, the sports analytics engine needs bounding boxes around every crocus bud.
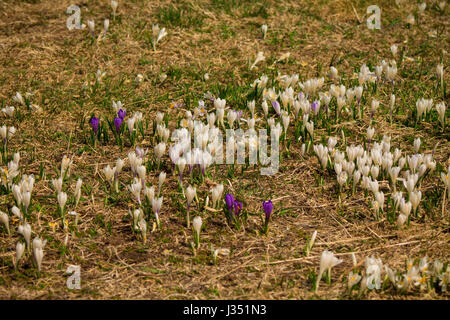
[57,192,68,214]
[158,171,166,195]
[0,211,10,235]
[192,216,202,248]
[152,196,163,229]
[15,242,25,269]
[186,185,196,208]
[87,20,95,37]
[261,24,268,38]
[32,237,47,272]
[111,0,118,18]
[18,223,32,249]
[414,138,421,154]
[90,117,99,135]
[138,218,147,244]
[74,178,82,207]
[103,19,109,37]
[225,193,234,212]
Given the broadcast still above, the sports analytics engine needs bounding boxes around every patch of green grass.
[157,4,205,29]
[210,0,270,18]
[241,3,269,19]
[220,23,235,39]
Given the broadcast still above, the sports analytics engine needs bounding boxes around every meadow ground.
[0,0,449,299]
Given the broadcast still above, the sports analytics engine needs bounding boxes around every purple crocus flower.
[117,109,126,120]
[234,200,242,217]
[262,200,273,220]
[225,194,234,211]
[90,117,99,134]
[136,146,146,159]
[236,110,243,121]
[272,101,281,116]
[311,101,319,116]
[298,92,304,100]
[114,117,123,133]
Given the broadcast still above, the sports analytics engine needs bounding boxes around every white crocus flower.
[397,213,407,227]
[441,170,450,198]
[154,142,166,166]
[14,242,25,269]
[316,250,343,292]
[227,110,237,128]
[103,165,116,186]
[210,184,224,209]
[367,127,375,141]
[131,208,143,229]
[186,185,196,209]
[261,24,267,38]
[305,230,317,257]
[52,177,63,194]
[152,196,163,229]
[410,190,422,216]
[348,271,362,289]
[22,191,31,213]
[129,178,142,205]
[138,218,147,244]
[305,121,314,139]
[157,27,167,43]
[391,44,398,57]
[365,257,383,290]
[329,66,339,80]
[418,2,426,14]
[61,155,72,179]
[400,199,412,218]
[144,186,155,203]
[282,114,290,136]
[261,100,269,117]
[406,14,415,25]
[12,184,22,206]
[250,51,265,70]
[135,74,144,84]
[136,165,146,186]
[13,92,25,105]
[111,0,118,19]
[0,211,10,235]
[436,64,444,86]
[414,138,421,154]
[158,171,166,196]
[69,211,80,227]
[177,157,187,180]
[103,19,110,37]
[11,206,22,221]
[436,102,446,127]
[74,178,82,207]
[337,172,348,192]
[192,216,202,249]
[212,247,230,264]
[2,106,15,117]
[32,237,47,272]
[151,24,167,49]
[57,192,68,217]
[18,223,32,250]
